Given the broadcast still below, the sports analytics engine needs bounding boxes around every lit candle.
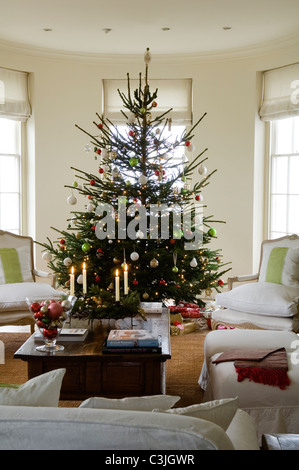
[124,264,128,295]
[83,262,87,294]
[70,266,75,296]
[115,269,120,302]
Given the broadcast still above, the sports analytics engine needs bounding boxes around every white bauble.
[87,203,95,212]
[130,251,139,261]
[187,143,195,152]
[77,274,83,284]
[42,251,52,262]
[127,112,136,124]
[136,230,144,239]
[198,165,208,175]
[63,257,72,267]
[67,195,77,205]
[139,175,147,185]
[190,257,198,268]
[101,148,108,158]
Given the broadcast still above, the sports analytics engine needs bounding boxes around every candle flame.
[116,269,119,276]
[124,264,128,272]
[83,262,86,269]
[71,266,74,274]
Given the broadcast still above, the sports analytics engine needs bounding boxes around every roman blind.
[259,63,299,121]
[103,78,192,125]
[0,67,31,121]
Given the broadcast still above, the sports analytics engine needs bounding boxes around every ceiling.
[0,0,299,57]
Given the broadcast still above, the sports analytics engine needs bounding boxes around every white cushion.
[0,369,66,406]
[152,397,239,431]
[215,282,299,317]
[79,394,180,411]
[0,282,64,311]
[259,245,299,288]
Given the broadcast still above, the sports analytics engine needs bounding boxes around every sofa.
[199,329,299,442]
[0,369,259,450]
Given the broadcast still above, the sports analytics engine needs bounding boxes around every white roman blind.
[259,63,299,121]
[103,78,192,125]
[0,67,31,121]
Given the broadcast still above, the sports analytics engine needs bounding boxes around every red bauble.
[90,179,95,185]
[95,275,101,283]
[132,279,138,286]
[30,302,41,313]
[195,195,201,201]
[152,101,157,107]
[47,302,63,319]
[159,279,166,285]
[170,239,175,244]
[96,149,101,155]
[98,168,104,173]
[98,123,103,129]
[185,140,191,147]
[43,328,58,340]
[59,239,65,245]
[155,170,160,176]
[91,225,96,231]
[129,130,135,136]
[218,279,224,286]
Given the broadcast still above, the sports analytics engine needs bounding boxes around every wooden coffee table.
[14,311,171,400]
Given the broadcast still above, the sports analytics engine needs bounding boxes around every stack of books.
[102,329,162,354]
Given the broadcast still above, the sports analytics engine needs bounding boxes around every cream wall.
[0,40,298,282]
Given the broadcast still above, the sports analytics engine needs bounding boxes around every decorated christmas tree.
[39,49,230,321]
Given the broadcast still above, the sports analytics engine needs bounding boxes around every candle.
[83,262,87,294]
[124,264,128,295]
[70,266,75,296]
[115,269,120,302]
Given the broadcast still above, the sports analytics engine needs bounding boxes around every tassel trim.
[235,366,290,390]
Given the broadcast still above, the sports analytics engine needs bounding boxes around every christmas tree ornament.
[98,167,104,174]
[218,279,224,286]
[195,194,203,201]
[190,257,198,268]
[208,227,217,237]
[198,164,208,175]
[90,179,96,185]
[172,266,179,273]
[172,252,178,272]
[67,194,77,205]
[143,293,149,299]
[129,157,139,167]
[96,248,104,258]
[150,258,159,268]
[139,174,147,185]
[185,140,191,147]
[187,143,195,152]
[132,279,139,286]
[130,251,139,261]
[81,243,90,253]
[63,257,72,267]
[84,144,91,152]
[113,257,121,264]
[77,274,83,284]
[72,181,78,188]
[42,251,52,262]
[87,203,95,212]
[127,112,136,124]
[159,279,166,285]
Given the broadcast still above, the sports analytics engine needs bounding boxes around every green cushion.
[0,248,23,284]
[265,247,288,284]
[0,383,20,389]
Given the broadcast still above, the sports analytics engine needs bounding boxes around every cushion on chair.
[259,246,299,288]
[0,246,34,284]
[0,282,64,312]
[215,282,299,317]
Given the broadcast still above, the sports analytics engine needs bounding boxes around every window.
[0,118,22,234]
[269,116,299,238]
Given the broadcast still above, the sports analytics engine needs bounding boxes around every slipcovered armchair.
[0,230,64,333]
[212,235,299,332]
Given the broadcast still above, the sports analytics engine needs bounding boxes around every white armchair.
[212,235,299,332]
[0,230,63,333]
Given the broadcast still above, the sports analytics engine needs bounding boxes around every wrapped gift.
[170,320,197,336]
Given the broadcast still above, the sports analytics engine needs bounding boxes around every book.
[106,329,160,348]
[140,302,164,313]
[102,341,162,355]
[34,328,88,342]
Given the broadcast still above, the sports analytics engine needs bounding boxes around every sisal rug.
[0,328,208,408]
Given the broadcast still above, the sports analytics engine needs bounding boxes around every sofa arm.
[227,273,258,290]
[33,269,56,288]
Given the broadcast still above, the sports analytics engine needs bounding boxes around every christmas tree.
[39,49,230,321]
